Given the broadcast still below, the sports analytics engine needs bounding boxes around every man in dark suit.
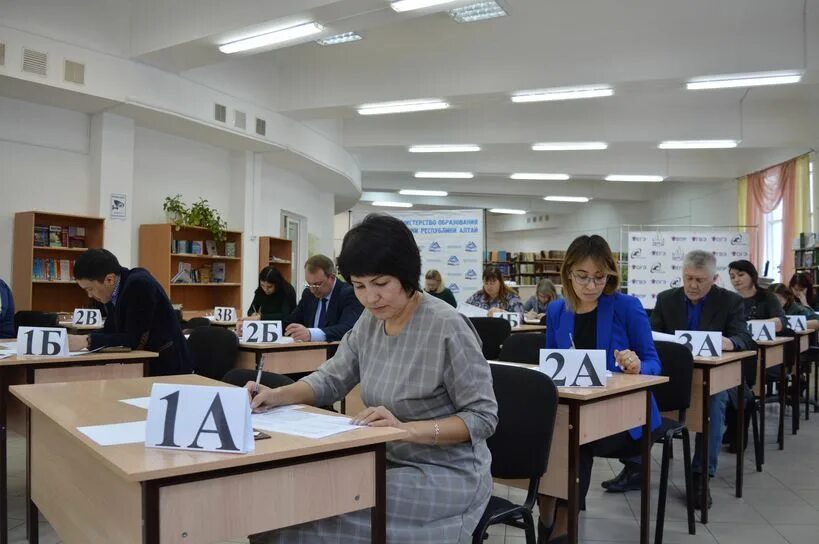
[67,249,192,376]
[284,254,363,342]
[604,250,753,509]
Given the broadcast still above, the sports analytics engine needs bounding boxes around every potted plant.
[187,198,227,241]
[162,194,188,229]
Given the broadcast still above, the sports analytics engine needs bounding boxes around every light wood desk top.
[511,324,546,333]
[692,350,756,366]
[756,337,793,347]
[488,360,668,400]
[58,320,104,331]
[238,340,339,351]
[0,349,157,367]
[11,374,407,483]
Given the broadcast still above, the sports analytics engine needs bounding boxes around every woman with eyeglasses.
[464,266,524,317]
[538,235,661,543]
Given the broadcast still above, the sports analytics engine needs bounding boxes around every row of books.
[796,249,819,269]
[486,250,568,263]
[171,262,227,284]
[796,232,819,250]
[518,275,563,286]
[34,225,86,248]
[32,258,74,281]
[171,240,237,257]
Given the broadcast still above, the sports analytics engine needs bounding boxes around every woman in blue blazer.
[539,235,661,544]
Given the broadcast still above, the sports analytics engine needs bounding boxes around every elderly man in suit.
[604,250,753,509]
[284,254,363,342]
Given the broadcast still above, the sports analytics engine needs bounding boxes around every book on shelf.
[34,225,49,247]
[32,258,75,281]
[205,240,218,256]
[198,266,211,283]
[191,241,203,255]
[212,262,226,283]
[48,225,63,247]
[68,226,86,248]
[225,242,237,257]
[172,261,193,283]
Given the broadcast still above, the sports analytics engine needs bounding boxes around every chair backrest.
[14,311,59,334]
[469,317,512,360]
[652,341,694,412]
[498,333,544,365]
[185,317,213,329]
[187,327,239,380]
[487,363,559,479]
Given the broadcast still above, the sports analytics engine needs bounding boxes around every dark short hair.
[73,249,121,281]
[728,259,759,289]
[337,214,420,294]
[257,266,288,294]
[304,254,335,276]
[560,235,620,311]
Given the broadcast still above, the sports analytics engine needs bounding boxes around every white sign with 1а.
[674,330,723,358]
[539,349,607,387]
[73,308,103,326]
[213,307,237,323]
[145,383,254,454]
[241,321,283,343]
[786,315,808,332]
[747,320,777,342]
[16,327,68,357]
[496,311,521,328]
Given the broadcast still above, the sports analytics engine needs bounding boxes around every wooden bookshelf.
[12,211,105,312]
[139,224,242,313]
[259,236,294,283]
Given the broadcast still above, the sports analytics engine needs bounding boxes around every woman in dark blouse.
[424,269,457,308]
[728,260,786,331]
[245,266,297,321]
[770,283,819,329]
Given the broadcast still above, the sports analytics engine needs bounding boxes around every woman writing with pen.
[538,235,662,543]
[242,267,297,323]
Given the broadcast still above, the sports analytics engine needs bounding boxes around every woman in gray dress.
[248,213,498,543]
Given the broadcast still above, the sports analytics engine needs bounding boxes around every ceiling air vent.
[234,110,246,130]
[64,59,85,84]
[22,48,48,76]
[0,43,6,66]
[255,117,266,136]
[214,103,227,123]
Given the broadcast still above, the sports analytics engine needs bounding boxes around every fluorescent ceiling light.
[686,70,803,90]
[544,196,590,203]
[489,208,526,215]
[408,144,480,153]
[510,173,570,181]
[512,85,613,103]
[415,171,474,179]
[450,1,508,23]
[372,201,413,208]
[316,32,362,46]
[532,142,608,151]
[399,189,448,196]
[658,139,739,149]
[357,99,449,116]
[391,0,460,12]
[219,22,324,54]
[605,174,665,183]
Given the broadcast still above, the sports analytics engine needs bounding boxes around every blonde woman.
[424,269,457,308]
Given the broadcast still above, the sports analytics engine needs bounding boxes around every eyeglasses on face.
[570,272,609,286]
[304,279,327,290]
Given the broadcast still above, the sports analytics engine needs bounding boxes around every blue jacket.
[546,292,662,440]
[0,279,14,338]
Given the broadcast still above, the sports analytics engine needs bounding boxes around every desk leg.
[639,391,651,544]
[143,481,159,543]
[778,362,785,450]
[567,403,580,544]
[759,351,766,465]
[1,371,7,544]
[736,381,744,498]
[25,368,38,544]
[700,369,710,525]
[371,444,387,544]
[793,348,800,435]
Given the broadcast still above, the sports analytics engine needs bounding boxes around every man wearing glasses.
[284,254,364,342]
[604,250,753,509]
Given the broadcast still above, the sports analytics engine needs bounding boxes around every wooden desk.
[209,320,237,329]
[510,324,546,334]
[688,350,756,524]
[237,341,338,375]
[58,320,105,334]
[0,349,156,544]
[755,338,792,457]
[489,361,667,544]
[11,375,406,544]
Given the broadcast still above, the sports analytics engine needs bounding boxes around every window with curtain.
[763,200,784,282]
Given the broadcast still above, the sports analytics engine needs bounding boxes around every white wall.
[0,96,93,284]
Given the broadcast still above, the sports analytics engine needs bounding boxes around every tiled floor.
[4,402,819,543]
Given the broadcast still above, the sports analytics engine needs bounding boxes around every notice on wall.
[110,193,127,220]
[627,230,750,309]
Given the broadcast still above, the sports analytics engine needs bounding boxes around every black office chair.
[222,368,295,390]
[13,311,59,335]
[469,317,512,360]
[185,317,213,330]
[652,341,696,544]
[472,364,558,544]
[498,333,544,365]
[187,327,239,380]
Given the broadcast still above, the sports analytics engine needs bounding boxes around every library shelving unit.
[139,224,242,315]
[516,258,564,286]
[258,236,294,283]
[12,211,104,311]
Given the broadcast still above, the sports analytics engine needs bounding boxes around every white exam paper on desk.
[457,304,488,318]
[252,408,359,439]
[77,420,146,446]
[120,397,151,409]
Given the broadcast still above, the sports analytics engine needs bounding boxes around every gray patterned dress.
[252,292,498,543]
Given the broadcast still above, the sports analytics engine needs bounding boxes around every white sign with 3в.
[213,307,237,323]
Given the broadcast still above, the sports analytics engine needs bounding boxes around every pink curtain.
[745,158,797,278]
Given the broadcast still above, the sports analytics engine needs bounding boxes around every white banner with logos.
[352,209,484,306]
[627,230,750,309]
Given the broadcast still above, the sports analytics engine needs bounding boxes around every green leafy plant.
[187,198,227,241]
[162,194,188,229]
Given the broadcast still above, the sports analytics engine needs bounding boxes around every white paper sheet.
[119,397,151,409]
[77,421,146,446]
[0,342,17,350]
[251,409,360,439]
[651,331,679,343]
[0,352,13,360]
[457,304,488,318]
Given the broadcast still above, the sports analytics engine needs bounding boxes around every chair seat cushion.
[656,417,686,438]
[475,495,526,530]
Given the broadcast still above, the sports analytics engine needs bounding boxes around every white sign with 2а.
[496,312,521,328]
[786,315,808,332]
[674,330,722,358]
[213,307,237,323]
[16,327,68,357]
[145,383,254,454]
[73,308,102,326]
[241,321,283,343]
[747,320,777,342]
[539,349,607,387]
